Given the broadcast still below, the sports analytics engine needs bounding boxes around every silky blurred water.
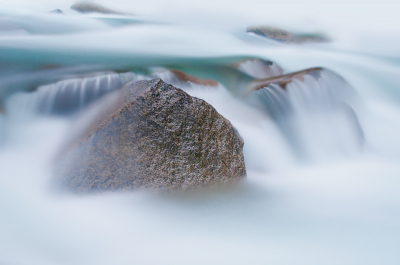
[1,0,400,264]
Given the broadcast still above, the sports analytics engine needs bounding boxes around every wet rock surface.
[70,1,130,15]
[247,67,323,93]
[247,26,329,44]
[56,79,246,193]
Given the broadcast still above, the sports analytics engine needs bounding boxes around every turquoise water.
[1,1,400,264]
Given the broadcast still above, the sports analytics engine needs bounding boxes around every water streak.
[6,72,141,116]
[247,69,363,160]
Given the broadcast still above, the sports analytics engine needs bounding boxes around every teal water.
[1,1,400,264]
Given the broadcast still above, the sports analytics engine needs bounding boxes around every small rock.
[70,1,130,15]
[56,79,246,193]
[49,9,64,14]
[246,26,329,44]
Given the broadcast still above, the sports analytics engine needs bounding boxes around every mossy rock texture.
[56,79,246,193]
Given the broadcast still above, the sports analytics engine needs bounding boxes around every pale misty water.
[1,1,400,264]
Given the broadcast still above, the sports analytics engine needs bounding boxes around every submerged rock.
[70,1,130,15]
[246,26,329,44]
[49,9,64,14]
[168,70,218,87]
[56,79,246,193]
[233,58,284,79]
[154,70,219,88]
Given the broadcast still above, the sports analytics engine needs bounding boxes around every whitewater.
[1,0,400,264]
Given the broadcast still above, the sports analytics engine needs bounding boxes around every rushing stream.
[1,0,400,264]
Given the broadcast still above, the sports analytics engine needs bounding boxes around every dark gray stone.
[56,79,246,193]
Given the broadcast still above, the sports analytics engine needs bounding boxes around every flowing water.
[1,0,400,264]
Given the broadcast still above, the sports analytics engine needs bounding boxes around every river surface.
[1,1,400,264]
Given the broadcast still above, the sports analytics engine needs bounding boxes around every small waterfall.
[236,59,284,79]
[6,72,140,116]
[247,69,363,160]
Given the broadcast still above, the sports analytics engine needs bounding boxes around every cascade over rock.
[246,68,365,157]
[56,79,246,192]
[7,72,137,116]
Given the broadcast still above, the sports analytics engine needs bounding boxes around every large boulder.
[56,79,246,192]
